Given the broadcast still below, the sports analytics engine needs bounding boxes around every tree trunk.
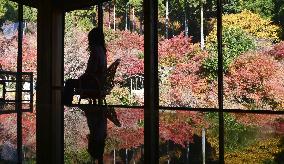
[113,4,116,31]
[132,7,135,32]
[125,4,128,30]
[139,18,143,34]
[126,149,129,164]
[184,0,188,37]
[113,149,116,164]
[108,2,111,29]
[202,128,206,164]
[165,0,169,39]
[200,1,205,50]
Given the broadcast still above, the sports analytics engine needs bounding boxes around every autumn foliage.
[0,33,37,72]
[107,109,144,149]
[158,33,194,67]
[268,41,284,60]
[213,10,281,41]
[0,24,284,162]
[225,53,284,110]
[107,30,144,78]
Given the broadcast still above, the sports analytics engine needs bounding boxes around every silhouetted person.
[64,27,107,105]
[64,27,108,164]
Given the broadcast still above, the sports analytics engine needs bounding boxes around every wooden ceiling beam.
[8,0,110,11]
[63,0,110,11]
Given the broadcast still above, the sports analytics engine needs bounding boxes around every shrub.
[64,29,89,80]
[107,30,144,79]
[106,85,139,106]
[158,33,194,67]
[64,149,92,164]
[268,41,284,60]
[0,0,17,23]
[203,27,256,79]
[0,33,37,73]
[167,46,219,108]
[243,0,274,18]
[225,52,284,110]
[207,11,281,45]
[221,11,281,42]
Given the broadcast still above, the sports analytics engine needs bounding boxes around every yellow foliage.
[207,10,281,42]
[225,138,283,164]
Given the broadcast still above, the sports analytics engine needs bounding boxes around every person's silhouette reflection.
[64,27,110,164]
[84,108,107,164]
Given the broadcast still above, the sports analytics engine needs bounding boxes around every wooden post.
[143,0,159,163]
[16,4,23,163]
[36,0,64,163]
[98,4,103,29]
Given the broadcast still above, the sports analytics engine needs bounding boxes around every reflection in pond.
[64,110,284,163]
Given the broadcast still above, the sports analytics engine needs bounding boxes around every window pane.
[64,4,145,163]
[64,107,144,163]
[159,110,219,163]
[0,0,18,72]
[224,113,284,163]
[0,0,18,112]
[158,1,218,108]
[0,114,17,163]
[222,1,284,111]
[64,5,144,107]
[22,112,36,162]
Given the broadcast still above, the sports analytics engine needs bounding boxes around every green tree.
[223,0,244,13]
[223,0,274,19]
[160,0,216,40]
[65,8,97,32]
[273,0,284,38]
[243,0,274,19]
[23,6,37,23]
[128,0,142,31]
[203,27,256,79]
[0,1,7,19]
[0,0,37,24]
[0,0,17,24]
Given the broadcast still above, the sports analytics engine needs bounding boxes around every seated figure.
[63,27,121,164]
[64,27,107,105]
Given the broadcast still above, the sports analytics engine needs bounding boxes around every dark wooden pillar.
[36,0,64,163]
[98,4,103,28]
[143,0,159,163]
[217,0,224,163]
